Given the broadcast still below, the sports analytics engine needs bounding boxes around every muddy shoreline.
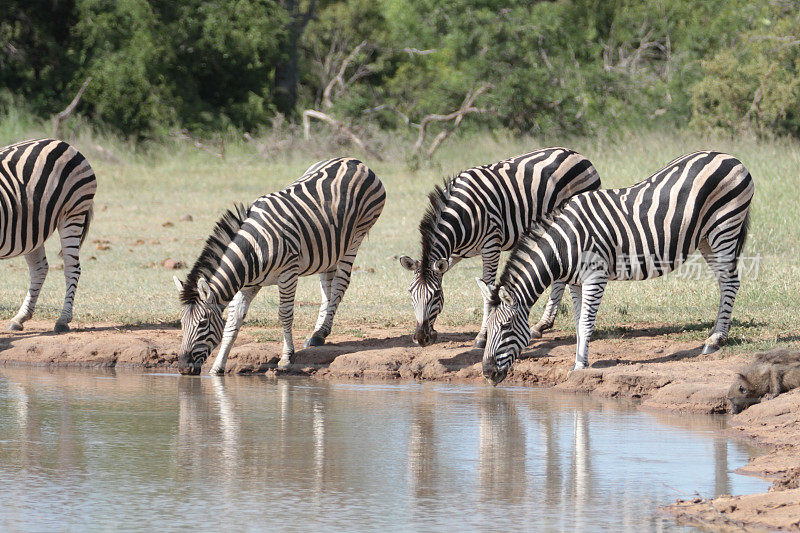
[1,321,798,530]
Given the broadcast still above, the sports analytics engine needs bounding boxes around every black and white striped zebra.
[1,139,96,332]
[399,148,601,348]
[174,157,386,375]
[478,151,754,385]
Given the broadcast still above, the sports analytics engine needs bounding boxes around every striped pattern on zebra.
[174,157,386,375]
[399,148,600,348]
[478,151,754,385]
[0,139,96,332]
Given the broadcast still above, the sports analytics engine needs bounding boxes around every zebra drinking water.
[174,158,385,375]
[0,139,96,332]
[479,151,754,385]
[399,148,600,348]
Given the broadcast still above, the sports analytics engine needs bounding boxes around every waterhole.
[0,368,767,531]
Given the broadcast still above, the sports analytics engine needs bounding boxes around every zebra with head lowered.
[174,157,385,375]
[479,151,754,385]
[399,148,600,348]
[1,139,96,332]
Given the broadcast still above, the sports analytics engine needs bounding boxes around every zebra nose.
[413,323,437,346]
[482,363,507,386]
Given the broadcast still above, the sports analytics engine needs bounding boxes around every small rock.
[353,266,375,273]
[149,239,161,245]
[162,221,174,227]
[133,239,145,245]
[89,256,97,260]
[721,504,737,513]
[179,214,193,222]
[92,238,110,244]
[95,243,110,251]
[691,497,702,504]
[162,258,185,270]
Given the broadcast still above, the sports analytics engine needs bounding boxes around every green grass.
[0,120,798,353]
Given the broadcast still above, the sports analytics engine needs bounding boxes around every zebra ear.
[433,258,450,275]
[399,255,419,272]
[475,278,492,301]
[197,278,213,302]
[173,276,184,291]
[498,286,515,307]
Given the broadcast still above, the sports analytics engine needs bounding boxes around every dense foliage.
[1,0,797,138]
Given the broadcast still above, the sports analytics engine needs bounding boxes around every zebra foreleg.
[54,217,84,332]
[8,246,49,331]
[210,286,261,374]
[573,280,607,370]
[305,269,336,347]
[531,282,568,340]
[475,244,501,349]
[277,269,299,368]
[699,243,741,354]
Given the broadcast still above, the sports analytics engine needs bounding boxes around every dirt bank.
[1,321,798,529]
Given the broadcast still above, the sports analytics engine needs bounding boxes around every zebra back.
[419,147,600,271]
[0,139,96,259]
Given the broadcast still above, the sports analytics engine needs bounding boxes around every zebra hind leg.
[699,241,741,354]
[54,216,86,333]
[305,243,360,348]
[305,270,336,347]
[530,281,567,340]
[8,246,49,331]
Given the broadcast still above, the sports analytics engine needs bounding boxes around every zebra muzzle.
[412,323,438,346]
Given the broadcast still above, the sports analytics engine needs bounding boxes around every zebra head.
[477,279,530,386]
[399,255,450,346]
[174,276,225,375]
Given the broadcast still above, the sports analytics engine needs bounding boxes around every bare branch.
[51,77,91,138]
[414,84,492,157]
[322,40,370,110]
[302,109,383,161]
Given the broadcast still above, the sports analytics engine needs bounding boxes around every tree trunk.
[273,0,316,117]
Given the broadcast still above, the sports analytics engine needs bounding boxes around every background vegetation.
[3,0,800,142]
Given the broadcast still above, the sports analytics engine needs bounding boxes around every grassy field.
[1,118,798,352]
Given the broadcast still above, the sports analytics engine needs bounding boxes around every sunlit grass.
[0,120,798,353]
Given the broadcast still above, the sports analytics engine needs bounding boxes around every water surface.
[0,368,767,531]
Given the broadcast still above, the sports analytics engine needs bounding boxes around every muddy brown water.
[0,368,768,531]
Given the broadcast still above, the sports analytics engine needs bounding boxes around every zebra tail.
[735,210,750,258]
[79,205,94,249]
[56,206,94,259]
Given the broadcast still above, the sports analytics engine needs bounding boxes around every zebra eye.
[198,318,209,328]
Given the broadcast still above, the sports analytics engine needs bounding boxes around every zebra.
[174,157,386,375]
[478,151,754,385]
[399,148,601,348]
[1,139,96,332]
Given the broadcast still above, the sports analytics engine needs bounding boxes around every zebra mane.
[491,207,565,307]
[419,177,459,279]
[180,203,250,305]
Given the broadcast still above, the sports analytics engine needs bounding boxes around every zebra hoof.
[304,335,326,348]
[7,321,23,332]
[529,328,543,340]
[571,362,588,371]
[473,338,486,350]
[702,344,720,355]
[209,366,225,375]
[53,322,70,333]
[277,357,293,369]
